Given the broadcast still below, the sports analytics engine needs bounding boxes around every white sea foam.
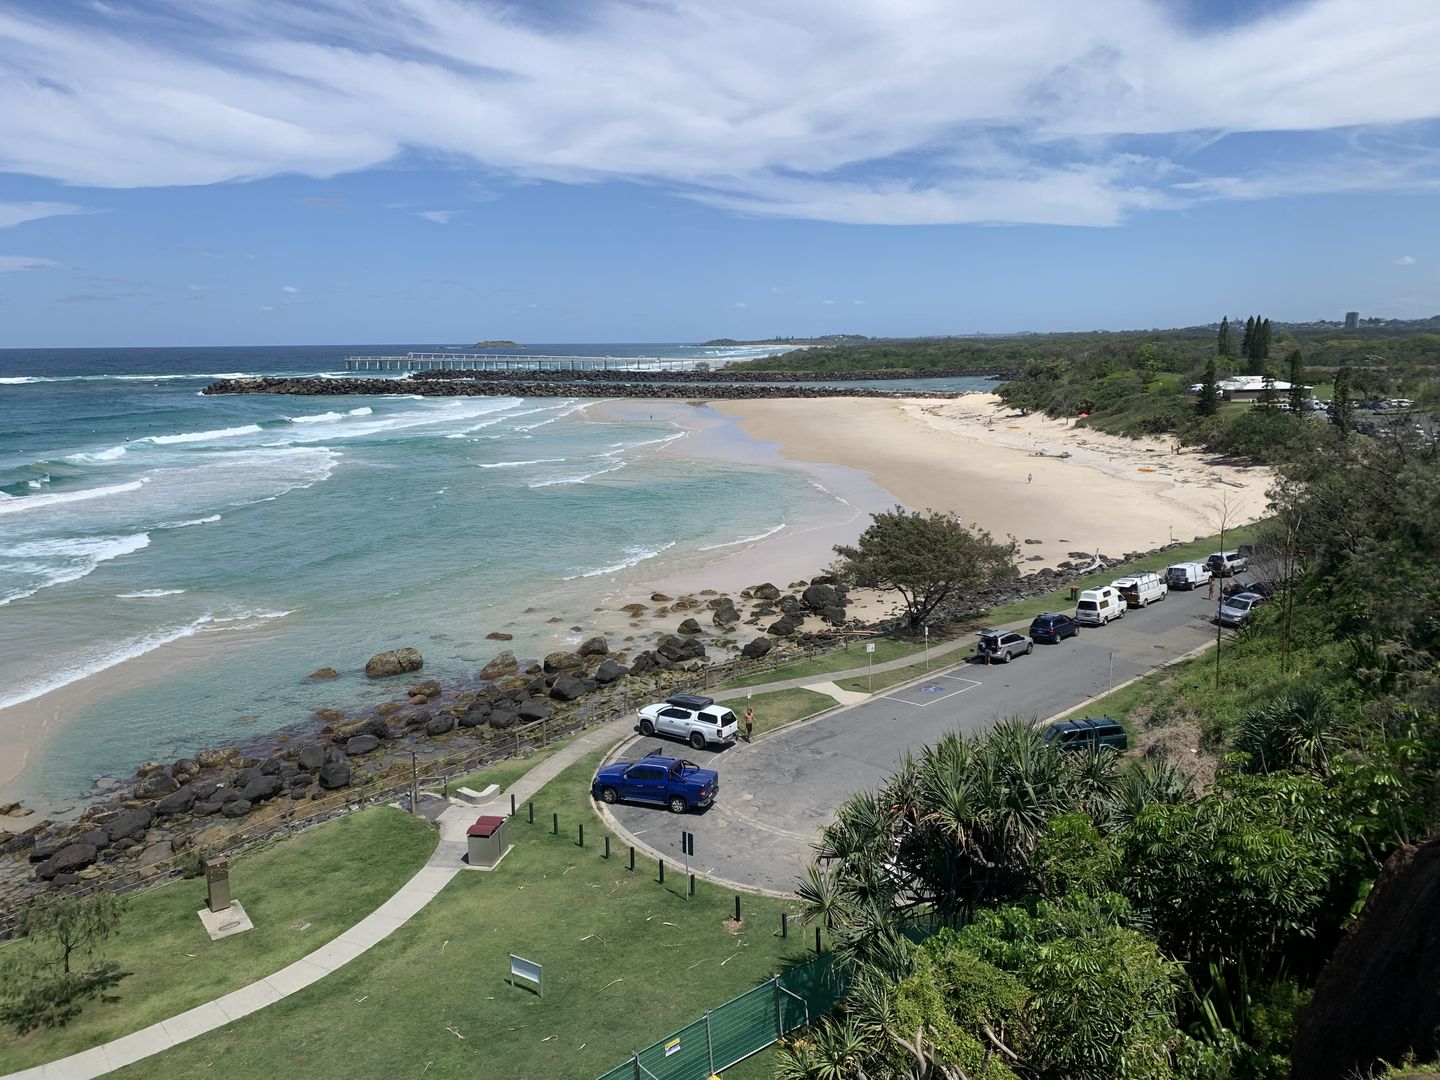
[158,514,222,529]
[0,371,259,385]
[65,445,128,463]
[116,588,187,598]
[0,533,151,606]
[149,424,263,445]
[698,523,787,551]
[347,407,372,416]
[0,479,147,516]
[512,401,585,431]
[527,460,626,488]
[288,411,344,424]
[475,458,567,469]
[566,541,677,579]
[601,431,687,457]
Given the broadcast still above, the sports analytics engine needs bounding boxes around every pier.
[343,352,695,373]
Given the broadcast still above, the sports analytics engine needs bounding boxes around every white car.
[637,694,739,750]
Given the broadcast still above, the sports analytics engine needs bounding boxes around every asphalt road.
[604,584,1229,894]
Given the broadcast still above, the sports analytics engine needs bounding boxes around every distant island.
[470,340,521,348]
[702,334,869,347]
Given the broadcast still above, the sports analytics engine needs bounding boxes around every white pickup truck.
[637,694,739,750]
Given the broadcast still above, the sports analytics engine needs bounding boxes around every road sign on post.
[866,642,875,692]
[924,625,930,672]
[509,954,543,997]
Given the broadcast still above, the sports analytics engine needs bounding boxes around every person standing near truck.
[743,706,755,743]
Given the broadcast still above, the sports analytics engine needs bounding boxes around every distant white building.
[1189,375,1312,403]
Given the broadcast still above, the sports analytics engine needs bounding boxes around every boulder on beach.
[365,647,424,678]
[104,808,154,844]
[138,841,174,868]
[222,799,253,818]
[460,701,491,728]
[520,696,557,719]
[317,762,352,790]
[630,652,659,675]
[803,583,841,611]
[242,775,283,803]
[133,772,180,800]
[713,606,740,627]
[767,618,797,637]
[136,760,165,777]
[345,734,381,756]
[650,592,672,602]
[298,744,327,771]
[742,636,774,659]
[677,617,703,636]
[425,714,456,736]
[578,635,609,657]
[37,843,99,881]
[170,758,199,782]
[594,658,627,685]
[822,605,848,626]
[751,583,782,601]
[656,634,706,664]
[478,650,519,681]
[155,786,197,816]
[548,675,589,702]
[305,667,340,680]
[488,708,518,731]
[543,650,584,674]
[407,679,442,700]
[485,631,513,641]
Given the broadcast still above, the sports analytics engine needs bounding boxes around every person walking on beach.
[1027,472,1032,484]
[743,706,755,743]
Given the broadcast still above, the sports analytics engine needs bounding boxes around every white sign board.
[509,954,543,997]
[866,643,876,653]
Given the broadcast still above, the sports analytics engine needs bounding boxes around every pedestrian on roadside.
[743,706,755,743]
[1207,576,1216,600]
[1027,472,1032,484]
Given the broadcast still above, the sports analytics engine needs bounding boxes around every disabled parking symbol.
[919,684,945,694]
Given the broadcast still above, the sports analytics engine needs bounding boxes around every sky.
[1,0,1439,347]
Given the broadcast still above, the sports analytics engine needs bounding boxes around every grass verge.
[108,750,811,1080]
[0,808,437,1074]
[435,740,567,798]
[743,688,837,738]
[719,635,933,690]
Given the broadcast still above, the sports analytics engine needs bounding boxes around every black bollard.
[688,873,695,897]
[781,912,788,939]
[629,845,635,871]
[552,812,558,835]
[528,800,534,824]
[510,793,516,815]
[578,823,584,847]
[604,836,611,859]
[658,859,665,885]
[735,895,741,922]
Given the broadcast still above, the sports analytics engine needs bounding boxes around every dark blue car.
[591,754,719,814]
[1030,612,1080,644]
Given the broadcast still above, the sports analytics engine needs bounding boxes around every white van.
[1164,562,1211,590]
[1075,586,1125,626]
[1113,572,1168,608]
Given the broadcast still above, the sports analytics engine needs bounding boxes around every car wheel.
[599,786,618,804]
[1024,643,1033,655]
[688,731,706,750]
[668,795,688,814]
[1001,650,1012,663]
[639,719,655,736]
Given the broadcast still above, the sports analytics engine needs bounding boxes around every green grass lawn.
[743,687,837,737]
[720,635,934,690]
[106,750,811,1080]
[835,654,967,695]
[0,808,437,1074]
[436,740,566,798]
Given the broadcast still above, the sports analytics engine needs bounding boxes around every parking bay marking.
[889,673,983,708]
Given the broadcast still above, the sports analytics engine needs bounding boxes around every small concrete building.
[1190,375,1312,404]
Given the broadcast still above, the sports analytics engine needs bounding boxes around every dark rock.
[460,701,492,728]
[407,679,442,700]
[656,634,705,663]
[803,583,841,610]
[630,652,659,675]
[779,595,804,615]
[1292,838,1440,1079]
[650,591,672,602]
[543,650,584,674]
[75,829,110,850]
[155,786,197,816]
[195,746,238,769]
[138,840,174,868]
[365,647,423,677]
[548,676,589,703]
[222,799,253,818]
[767,618,797,637]
[402,709,431,728]
[515,697,553,721]
[317,762,352,789]
[810,573,838,586]
[105,807,154,843]
[30,840,62,863]
[298,744,326,771]
[133,772,180,800]
[192,800,222,816]
[425,714,456,736]
[1023,538,1043,545]
[485,631,513,641]
[214,785,243,803]
[713,606,740,627]
[306,666,340,680]
[170,758,199,781]
[821,605,848,626]
[287,773,312,788]
[677,617,702,636]
[594,658,627,685]
[37,843,99,880]
[232,767,262,789]
[242,775,283,803]
[345,734,381,756]
[135,760,166,777]
[741,636,773,659]
[488,707,518,730]
[577,636,609,657]
[260,756,284,776]
[751,582,781,601]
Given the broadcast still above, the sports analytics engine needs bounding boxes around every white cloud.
[258,304,274,310]
[734,301,748,308]
[822,299,837,305]
[851,299,865,305]
[0,201,86,229]
[281,284,300,293]
[1395,254,1417,265]
[417,210,456,224]
[1,2,1439,225]
[0,254,61,271]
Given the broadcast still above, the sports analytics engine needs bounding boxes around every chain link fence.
[596,954,842,1080]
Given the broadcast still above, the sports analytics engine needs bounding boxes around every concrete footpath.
[3,719,629,1080]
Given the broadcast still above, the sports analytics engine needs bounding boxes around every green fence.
[595,953,842,1080]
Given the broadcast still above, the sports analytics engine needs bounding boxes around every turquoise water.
[0,343,875,808]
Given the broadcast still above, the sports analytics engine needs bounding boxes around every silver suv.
[637,693,739,750]
[976,629,1033,663]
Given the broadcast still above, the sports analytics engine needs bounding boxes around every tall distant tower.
[1344,311,1360,330]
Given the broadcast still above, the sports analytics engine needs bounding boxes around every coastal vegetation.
[776,423,1440,1079]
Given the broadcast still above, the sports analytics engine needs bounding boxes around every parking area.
[884,669,984,708]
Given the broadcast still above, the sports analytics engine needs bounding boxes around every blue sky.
[1,0,1439,347]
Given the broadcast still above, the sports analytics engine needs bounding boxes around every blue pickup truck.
[591,754,719,814]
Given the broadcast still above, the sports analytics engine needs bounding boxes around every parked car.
[1218,592,1266,627]
[1041,717,1128,751]
[1164,562,1212,590]
[1113,572,1168,608]
[1205,550,1249,577]
[1075,586,1125,626]
[637,693,739,750]
[1029,612,1080,644]
[977,629,1034,662]
[1222,578,1275,600]
[591,754,718,814]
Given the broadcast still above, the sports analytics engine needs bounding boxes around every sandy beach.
[710,393,1274,568]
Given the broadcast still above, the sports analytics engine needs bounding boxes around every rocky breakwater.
[407,367,1013,384]
[201,377,972,401]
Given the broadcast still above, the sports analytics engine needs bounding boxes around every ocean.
[0,344,993,812]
